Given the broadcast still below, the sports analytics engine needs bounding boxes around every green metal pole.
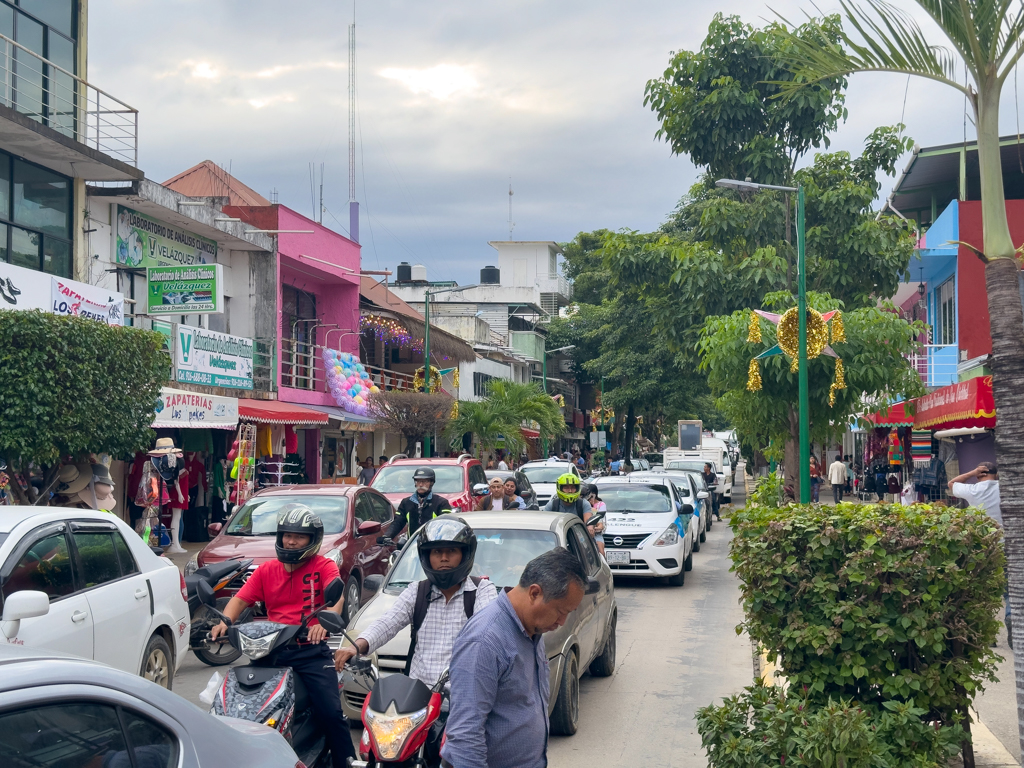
[542,349,548,458]
[423,290,431,459]
[797,185,810,503]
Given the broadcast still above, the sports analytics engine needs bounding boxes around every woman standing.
[809,456,822,503]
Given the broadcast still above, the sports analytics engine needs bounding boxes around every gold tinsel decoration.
[790,356,800,374]
[777,307,829,360]
[828,358,847,407]
[413,365,442,393]
[746,358,762,391]
[452,368,460,388]
[747,311,762,343]
[831,311,846,343]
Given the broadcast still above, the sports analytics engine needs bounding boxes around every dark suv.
[369,454,487,514]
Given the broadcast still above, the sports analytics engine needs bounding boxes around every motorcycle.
[185,557,253,665]
[196,577,347,768]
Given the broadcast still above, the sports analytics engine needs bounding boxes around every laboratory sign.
[116,205,218,268]
[176,325,254,390]
[147,264,224,315]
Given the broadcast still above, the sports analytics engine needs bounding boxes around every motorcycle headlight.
[366,701,429,760]
[238,629,281,659]
[654,524,679,547]
[184,557,198,576]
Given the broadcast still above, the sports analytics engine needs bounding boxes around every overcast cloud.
[89,1,1024,283]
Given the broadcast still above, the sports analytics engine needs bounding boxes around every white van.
[594,476,695,586]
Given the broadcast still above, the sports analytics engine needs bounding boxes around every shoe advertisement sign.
[175,325,254,390]
[115,205,218,268]
[0,261,124,325]
[146,263,224,315]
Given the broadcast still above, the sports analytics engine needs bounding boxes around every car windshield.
[226,496,349,535]
[598,485,673,512]
[668,460,715,473]
[521,465,571,484]
[370,465,465,495]
[385,528,559,592]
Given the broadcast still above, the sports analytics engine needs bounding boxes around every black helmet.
[413,467,436,483]
[416,517,476,591]
[275,503,324,565]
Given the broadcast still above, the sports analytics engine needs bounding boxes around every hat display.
[149,437,182,457]
[82,486,117,512]
[91,463,115,489]
[57,463,92,495]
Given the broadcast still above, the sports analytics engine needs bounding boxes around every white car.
[0,508,189,689]
[519,459,582,506]
[631,470,707,549]
[594,476,695,585]
[665,458,732,502]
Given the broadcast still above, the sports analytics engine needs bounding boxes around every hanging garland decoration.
[551,394,566,407]
[413,365,443,393]
[744,306,847,407]
[361,314,424,353]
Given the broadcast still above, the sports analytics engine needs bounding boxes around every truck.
[662,437,734,501]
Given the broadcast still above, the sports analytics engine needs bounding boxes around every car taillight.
[179,572,188,602]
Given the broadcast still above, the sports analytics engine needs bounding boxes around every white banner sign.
[152,387,238,430]
[175,325,254,390]
[0,261,124,325]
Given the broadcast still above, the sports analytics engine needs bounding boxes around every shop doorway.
[322,433,354,480]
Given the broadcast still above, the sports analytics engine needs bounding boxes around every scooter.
[185,558,253,665]
[196,578,347,768]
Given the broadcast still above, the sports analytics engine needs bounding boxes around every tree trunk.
[784,408,800,501]
[624,404,637,463]
[975,83,1016,263]
[7,460,31,505]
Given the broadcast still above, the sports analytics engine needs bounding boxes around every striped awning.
[237,399,328,426]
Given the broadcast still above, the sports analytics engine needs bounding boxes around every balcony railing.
[907,344,958,388]
[0,33,138,166]
[279,337,418,394]
[538,273,573,300]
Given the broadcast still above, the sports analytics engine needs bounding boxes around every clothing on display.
[888,430,904,466]
[256,425,273,458]
[285,425,298,454]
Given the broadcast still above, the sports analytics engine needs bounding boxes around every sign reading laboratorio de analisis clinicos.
[175,325,253,390]
[146,264,224,315]
[115,205,218,268]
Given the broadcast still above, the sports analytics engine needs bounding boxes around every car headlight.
[238,629,281,659]
[366,702,429,760]
[653,525,679,547]
[184,557,198,576]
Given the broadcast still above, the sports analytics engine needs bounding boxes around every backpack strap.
[463,576,482,619]
[404,579,433,676]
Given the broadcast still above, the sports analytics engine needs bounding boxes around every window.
[0,150,72,277]
[113,533,139,576]
[468,464,487,489]
[473,371,497,397]
[353,493,374,524]
[72,532,122,588]
[366,493,394,524]
[14,159,70,236]
[937,276,956,345]
[569,524,600,575]
[227,495,349,535]
[2,532,75,600]
[0,702,178,768]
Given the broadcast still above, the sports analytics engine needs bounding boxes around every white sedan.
[0,508,189,689]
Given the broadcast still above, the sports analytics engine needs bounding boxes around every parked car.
[666,458,731,502]
[681,470,715,532]
[193,485,396,625]
[594,476,695,585]
[0,508,189,690]
[485,469,538,506]
[336,510,616,736]
[519,459,582,506]
[370,454,488,513]
[632,469,706,548]
[0,643,300,767]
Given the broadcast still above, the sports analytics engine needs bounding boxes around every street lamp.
[422,284,478,458]
[542,345,575,457]
[716,177,810,503]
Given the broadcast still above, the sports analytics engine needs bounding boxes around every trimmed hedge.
[730,502,1004,722]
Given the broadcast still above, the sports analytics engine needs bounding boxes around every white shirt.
[828,460,847,485]
[358,577,498,685]
[497,460,509,470]
[951,480,1002,525]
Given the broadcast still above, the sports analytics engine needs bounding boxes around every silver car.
[0,643,300,767]
[336,511,616,736]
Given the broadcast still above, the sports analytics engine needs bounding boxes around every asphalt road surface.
[172,474,754,767]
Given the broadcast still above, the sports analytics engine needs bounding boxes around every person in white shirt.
[497,456,509,471]
[828,456,848,504]
[948,462,1002,525]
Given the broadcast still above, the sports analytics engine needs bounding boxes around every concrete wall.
[458,356,513,401]
[510,330,545,362]
[489,241,560,286]
[430,315,490,344]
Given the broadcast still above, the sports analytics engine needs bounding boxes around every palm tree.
[445,399,525,460]
[485,379,568,446]
[775,2,1024,760]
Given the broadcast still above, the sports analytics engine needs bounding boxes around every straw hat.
[57,463,92,495]
[149,437,182,457]
[82,486,117,511]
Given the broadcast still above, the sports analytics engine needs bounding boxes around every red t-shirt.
[236,555,341,627]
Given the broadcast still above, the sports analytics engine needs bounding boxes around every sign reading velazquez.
[116,205,217,268]
[176,325,254,390]
[146,264,224,315]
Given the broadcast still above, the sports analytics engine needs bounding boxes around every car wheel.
[699,522,707,543]
[343,576,361,626]
[684,549,693,572]
[550,650,580,735]
[706,514,713,531]
[589,613,616,677]
[193,598,243,666]
[141,633,173,690]
[666,565,685,587]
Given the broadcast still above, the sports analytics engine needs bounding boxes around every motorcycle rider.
[383,467,453,541]
[210,505,354,768]
[543,472,593,523]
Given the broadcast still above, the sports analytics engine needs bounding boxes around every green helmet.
[555,473,581,504]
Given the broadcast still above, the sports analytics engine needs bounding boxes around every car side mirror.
[0,590,50,640]
[317,609,347,634]
[585,579,601,595]
[207,522,223,537]
[196,580,217,607]
[363,574,383,593]
[697,491,709,500]
[682,504,694,515]
[357,520,382,536]
[472,483,490,497]
[324,577,345,605]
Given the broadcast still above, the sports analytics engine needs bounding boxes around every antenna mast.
[508,178,514,240]
[348,15,359,243]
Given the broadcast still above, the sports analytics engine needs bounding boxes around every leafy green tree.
[446,400,525,460]
[446,381,564,460]
[0,311,167,505]
[698,292,925,497]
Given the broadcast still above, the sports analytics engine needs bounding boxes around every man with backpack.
[543,473,593,520]
[334,517,497,685]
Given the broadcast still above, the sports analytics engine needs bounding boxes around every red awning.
[914,375,996,431]
[521,427,540,439]
[238,399,329,426]
[867,401,915,427]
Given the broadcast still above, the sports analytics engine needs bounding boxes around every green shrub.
[749,472,785,509]
[697,682,963,768]
[730,502,1004,724]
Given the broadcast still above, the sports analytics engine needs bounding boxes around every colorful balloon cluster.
[323,349,379,415]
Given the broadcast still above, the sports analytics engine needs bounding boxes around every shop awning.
[238,399,328,426]
[304,404,377,431]
[914,375,996,430]
[866,401,915,427]
[153,387,238,429]
[521,427,540,439]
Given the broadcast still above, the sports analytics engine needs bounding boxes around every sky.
[89,0,1024,284]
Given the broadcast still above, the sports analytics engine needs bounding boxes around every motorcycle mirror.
[317,610,347,634]
[587,511,606,526]
[472,483,490,497]
[525,503,540,511]
[196,579,217,607]
[324,577,345,605]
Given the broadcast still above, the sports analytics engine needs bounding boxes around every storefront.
[236,399,330,485]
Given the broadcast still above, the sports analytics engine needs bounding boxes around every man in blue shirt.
[441,547,588,768]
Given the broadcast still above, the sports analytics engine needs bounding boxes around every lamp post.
[421,284,478,458]
[542,345,575,457]
[716,178,809,503]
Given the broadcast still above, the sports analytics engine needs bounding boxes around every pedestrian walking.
[828,455,847,504]
[809,456,822,503]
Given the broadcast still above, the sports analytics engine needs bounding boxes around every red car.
[369,454,489,516]
[195,485,396,624]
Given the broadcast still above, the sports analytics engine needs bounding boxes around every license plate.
[606,550,630,565]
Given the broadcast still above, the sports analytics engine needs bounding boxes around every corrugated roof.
[163,161,271,206]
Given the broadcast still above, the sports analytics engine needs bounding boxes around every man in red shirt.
[211,505,353,767]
